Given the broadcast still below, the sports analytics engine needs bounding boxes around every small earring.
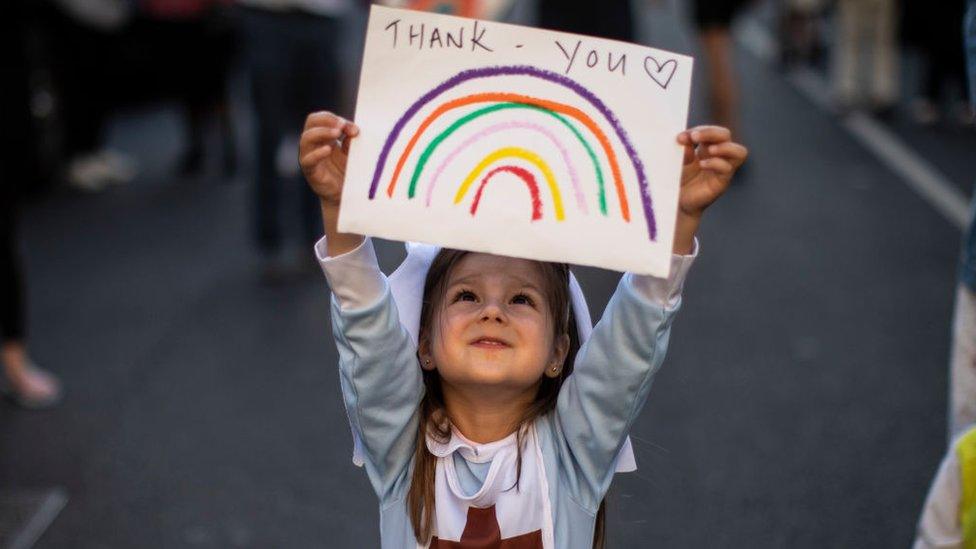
[425,359,431,366]
[551,365,559,373]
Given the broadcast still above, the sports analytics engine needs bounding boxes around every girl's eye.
[454,290,477,302]
[511,293,534,306]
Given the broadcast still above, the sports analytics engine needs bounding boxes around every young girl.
[300,112,747,548]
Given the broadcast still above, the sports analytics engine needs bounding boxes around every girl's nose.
[479,301,507,323]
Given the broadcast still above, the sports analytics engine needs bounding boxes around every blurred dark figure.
[536,0,636,42]
[911,2,976,544]
[0,1,63,408]
[691,0,751,137]
[135,0,239,177]
[49,0,139,192]
[902,0,970,126]
[237,0,354,282]
[778,0,827,69]
[948,0,976,442]
[831,0,899,113]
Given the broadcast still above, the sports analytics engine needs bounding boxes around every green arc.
[406,102,608,216]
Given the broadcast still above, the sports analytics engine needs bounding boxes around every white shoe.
[0,362,63,410]
[67,154,111,192]
[66,150,138,191]
[97,149,138,185]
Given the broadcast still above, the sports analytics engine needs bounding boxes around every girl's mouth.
[470,337,511,348]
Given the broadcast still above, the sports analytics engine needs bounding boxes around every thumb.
[677,131,696,165]
[682,142,696,166]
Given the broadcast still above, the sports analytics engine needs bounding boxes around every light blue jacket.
[330,266,682,547]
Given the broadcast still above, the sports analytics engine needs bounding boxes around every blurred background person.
[536,0,637,42]
[831,0,900,114]
[135,0,239,178]
[50,0,139,192]
[689,0,751,138]
[912,2,976,545]
[901,0,971,126]
[236,0,355,283]
[1,0,63,409]
[777,0,827,70]
[948,0,976,444]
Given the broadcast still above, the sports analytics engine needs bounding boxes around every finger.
[300,145,333,170]
[699,157,734,174]
[304,111,345,131]
[339,122,360,155]
[341,122,361,138]
[675,132,697,165]
[689,125,732,145]
[706,142,748,164]
[300,126,343,151]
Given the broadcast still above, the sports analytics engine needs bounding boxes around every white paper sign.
[339,5,693,276]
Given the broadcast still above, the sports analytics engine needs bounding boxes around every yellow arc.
[453,147,565,221]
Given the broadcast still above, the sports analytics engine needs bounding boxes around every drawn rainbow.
[368,65,657,240]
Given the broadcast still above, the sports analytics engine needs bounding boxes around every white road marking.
[736,17,971,230]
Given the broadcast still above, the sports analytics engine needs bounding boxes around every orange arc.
[384,92,630,222]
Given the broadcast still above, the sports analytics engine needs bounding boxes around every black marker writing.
[446,28,463,49]
[430,27,443,48]
[471,21,492,52]
[586,50,598,68]
[383,19,488,52]
[409,23,424,49]
[555,39,629,77]
[555,39,581,75]
[385,19,400,47]
[608,51,626,75]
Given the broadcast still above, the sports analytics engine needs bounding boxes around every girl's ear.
[545,333,571,378]
[418,337,436,371]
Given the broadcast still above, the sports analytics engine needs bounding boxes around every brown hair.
[406,249,607,548]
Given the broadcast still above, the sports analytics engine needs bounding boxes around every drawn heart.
[643,56,678,90]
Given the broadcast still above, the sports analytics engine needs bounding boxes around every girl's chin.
[445,364,543,389]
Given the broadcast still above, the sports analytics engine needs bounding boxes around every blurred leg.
[869,0,898,107]
[700,28,740,136]
[832,0,861,106]
[242,9,291,254]
[297,14,342,245]
[0,200,26,346]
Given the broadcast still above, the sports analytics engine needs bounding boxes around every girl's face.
[421,253,569,394]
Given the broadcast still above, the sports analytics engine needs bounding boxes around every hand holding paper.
[673,125,748,254]
[300,111,363,257]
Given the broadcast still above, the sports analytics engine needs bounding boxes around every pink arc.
[424,120,586,213]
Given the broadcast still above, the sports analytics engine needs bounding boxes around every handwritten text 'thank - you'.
[384,19,493,52]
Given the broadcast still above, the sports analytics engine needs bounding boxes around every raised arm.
[549,126,745,508]
[303,112,422,501]
[550,248,695,508]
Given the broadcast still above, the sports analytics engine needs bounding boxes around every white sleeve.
[314,236,386,311]
[627,238,699,309]
[914,450,964,549]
